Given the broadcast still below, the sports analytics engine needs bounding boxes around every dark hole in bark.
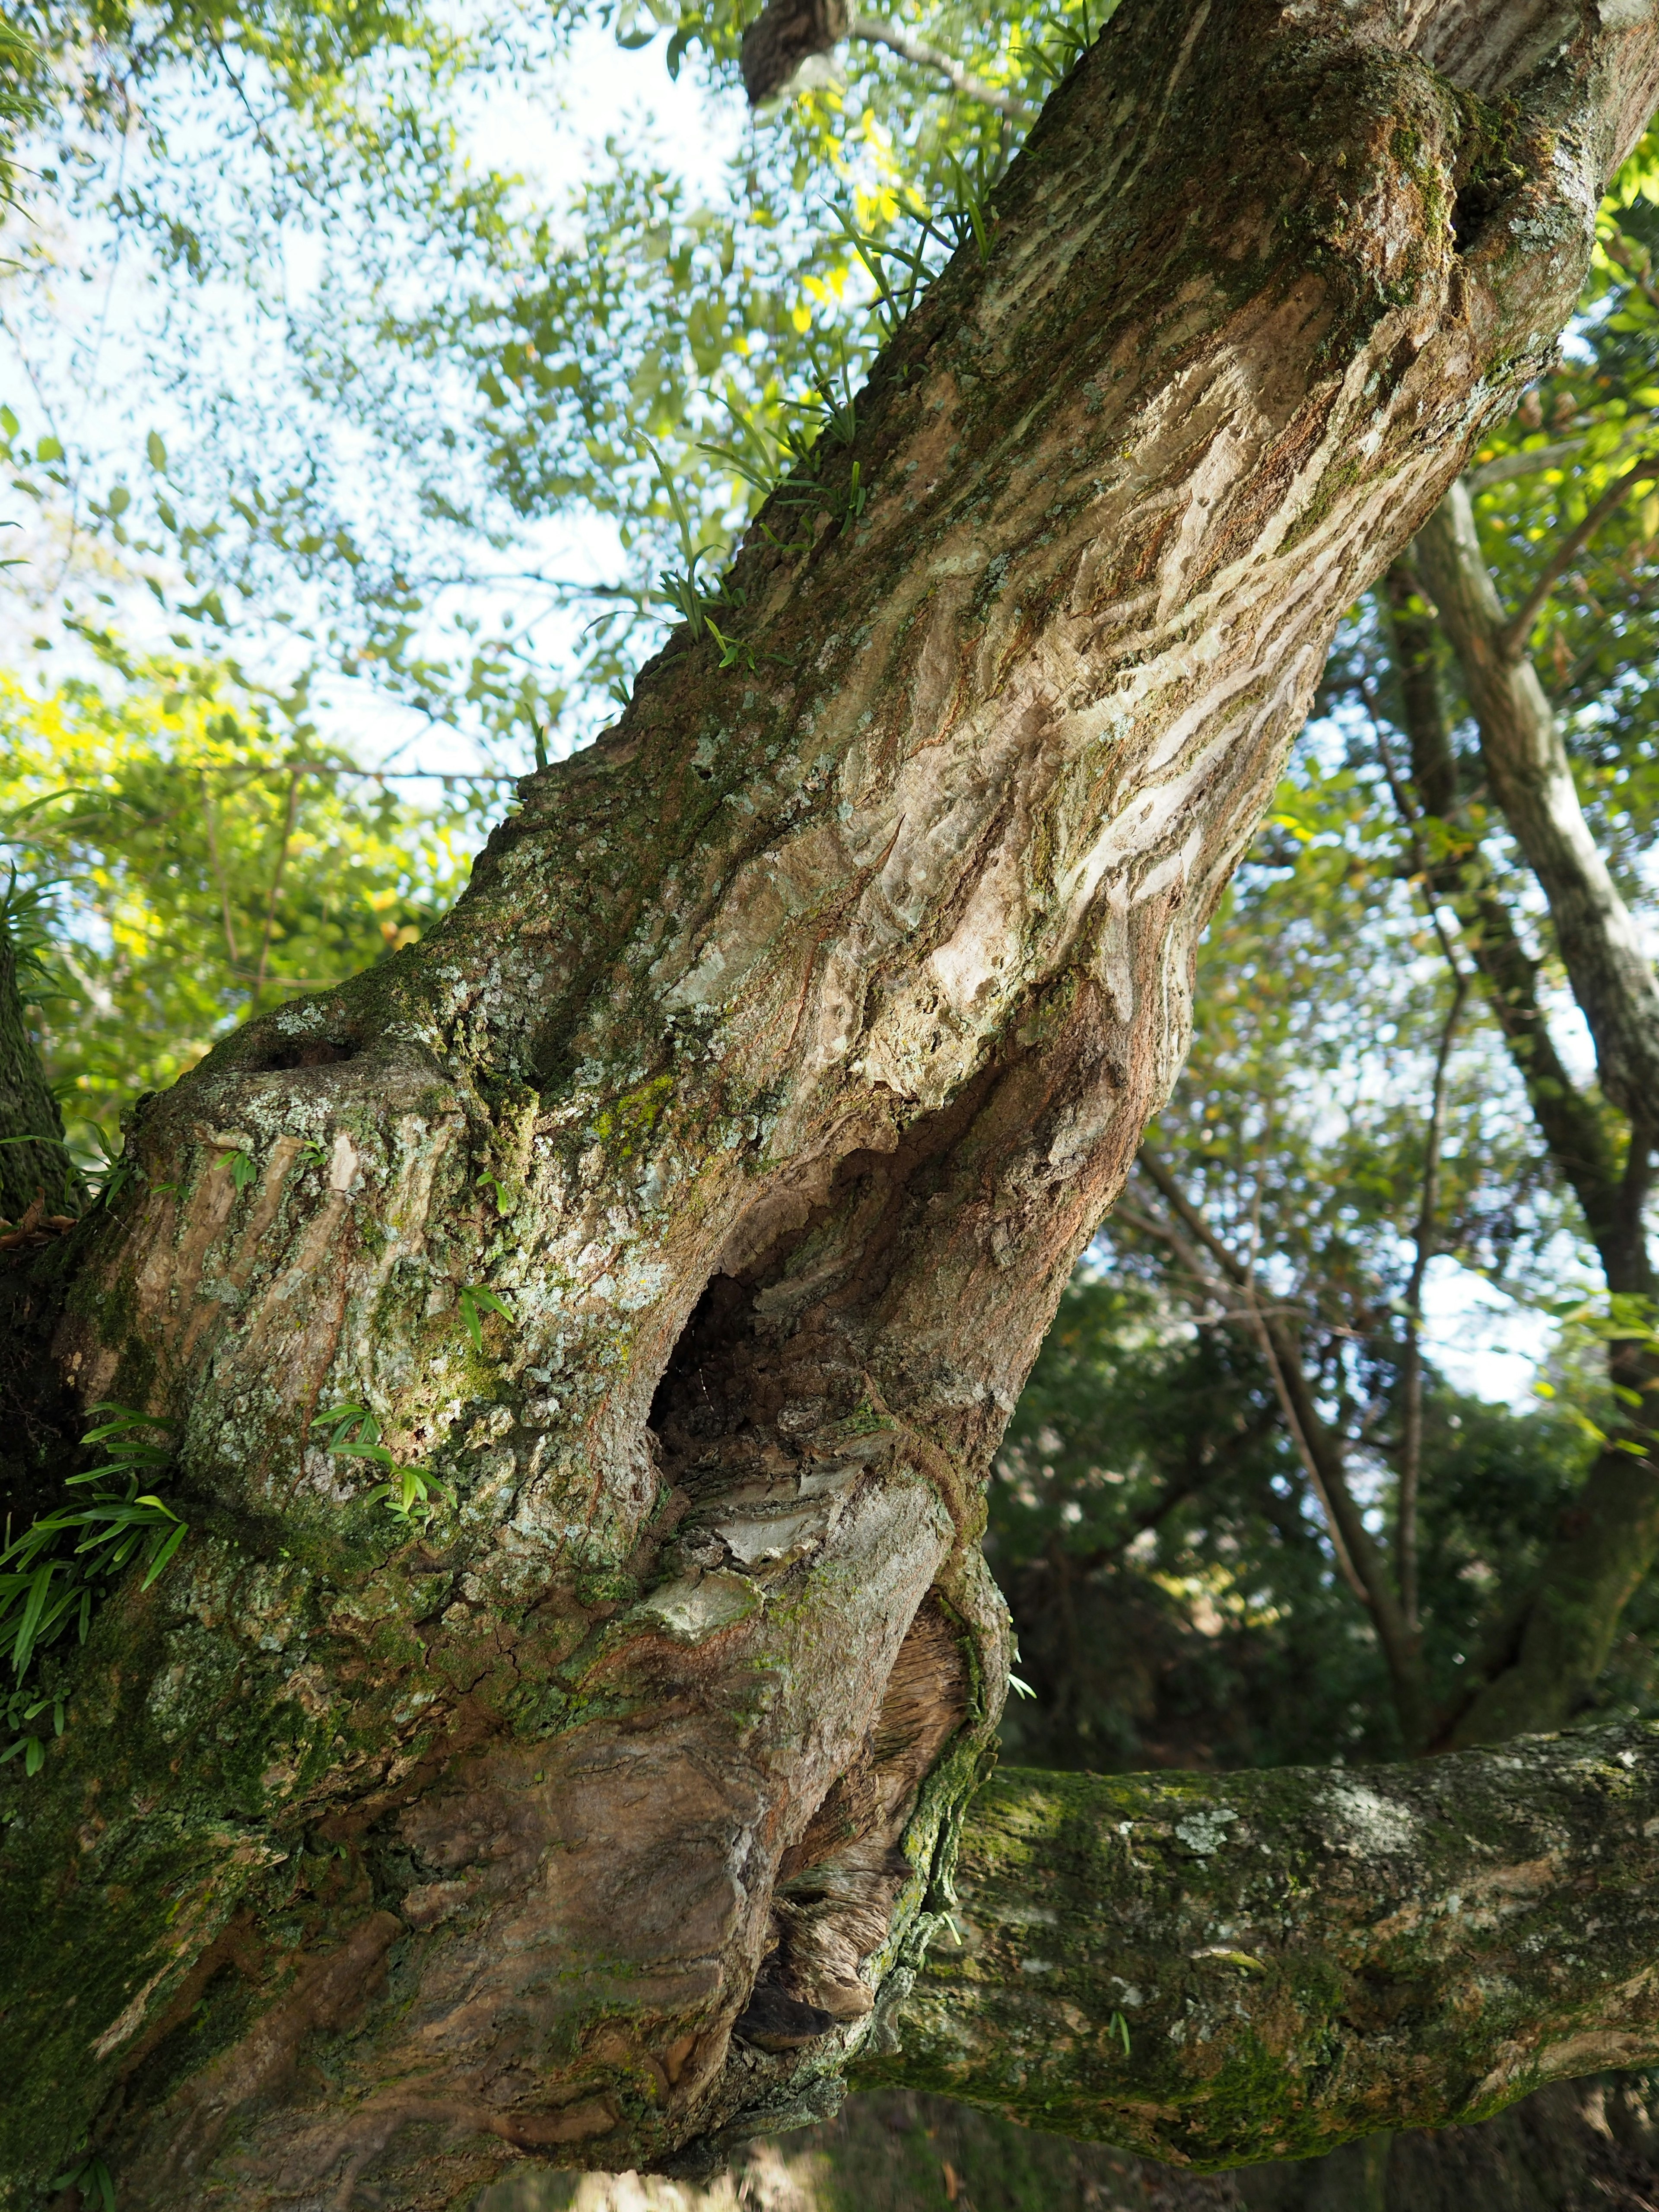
[256,1039,358,1071]
[731,1978,837,2053]
[647,1272,754,1466]
[1451,182,1499,254]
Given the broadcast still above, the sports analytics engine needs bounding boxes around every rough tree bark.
[875,1720,1659,2167]
[3,3,1658,2207]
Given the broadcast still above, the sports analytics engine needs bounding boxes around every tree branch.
[1463,434,1592,494]
[871,1721,1659,2165]
[1496,449,1659,661]
[1397,964,1468,1636]
[1130,1151,1426,1740]
[1379,547,1659,1750]
[848,16,1032,118]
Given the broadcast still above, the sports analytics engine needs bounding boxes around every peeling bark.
[3,3,1658,2206]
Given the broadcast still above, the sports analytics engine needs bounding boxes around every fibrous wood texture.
[3,3,1658,2206]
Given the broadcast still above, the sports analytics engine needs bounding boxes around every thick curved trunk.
[3,4,1656,2207]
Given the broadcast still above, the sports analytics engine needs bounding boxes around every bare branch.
[849,16,1033,118]
[1497,448,1659,660]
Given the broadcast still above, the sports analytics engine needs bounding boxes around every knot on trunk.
[741,0,848,105]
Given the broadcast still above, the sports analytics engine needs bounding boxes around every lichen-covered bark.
[3,4,1657,2207]
[869,1723,1659,2169]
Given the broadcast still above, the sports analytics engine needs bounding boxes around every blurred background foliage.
[0,644,474,1140]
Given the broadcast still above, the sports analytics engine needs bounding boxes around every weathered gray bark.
[3,3,1657,2207]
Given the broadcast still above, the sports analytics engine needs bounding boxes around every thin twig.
[1398,966,1468,1634]
[849,14,1033,117]
[1134,1150,1370,1604]
[1497,450,1659,661]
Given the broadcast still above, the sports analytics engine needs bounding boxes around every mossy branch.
[869,1724,1659,2167]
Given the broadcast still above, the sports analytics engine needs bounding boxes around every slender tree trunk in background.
[1417,483,1659,1121]
[1132,517,1659,2212]
[1403,496,1659,1751]
[3,4,1657,2207]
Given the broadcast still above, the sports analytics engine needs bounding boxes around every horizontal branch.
[866,1723,1659,2167]
[1496,448,1659,660]
[1462,434,1592,493]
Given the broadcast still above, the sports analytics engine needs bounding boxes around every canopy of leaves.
[0,644,472,1148]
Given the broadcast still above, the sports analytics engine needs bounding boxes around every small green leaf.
[146,429,168,471]
[140,1520,189,1587]
[458,1284,515,1353]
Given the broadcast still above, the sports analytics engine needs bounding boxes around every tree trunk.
[1416,481,1659,1124]
[4,4,1657,2207]
[1401,494,1659,1748]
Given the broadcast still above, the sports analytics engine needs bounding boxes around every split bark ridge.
[2,3,1657,2206]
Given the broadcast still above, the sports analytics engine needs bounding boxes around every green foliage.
[50,2155,114,2212]
[309,1402,455,1525]
[0,648,474,1158]
[458,1283,515,1354]
[990,1271,1602,1774]
[0,1406,187,1773]
[0,0,1101,748]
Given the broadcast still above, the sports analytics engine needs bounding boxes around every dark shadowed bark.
[0,921,77,1227]
[3,4,1658,2208]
